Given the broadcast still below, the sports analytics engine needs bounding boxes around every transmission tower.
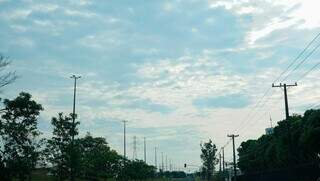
[133,136,137,160]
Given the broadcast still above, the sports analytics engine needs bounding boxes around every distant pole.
[269,115,273,128]
[272,82,297,120]
[165,155,168,171]
[228,134,239,181]
[222,147,225,172]
[219,153,222,172]
[144,137,147,163]
[122,120,128,158]
[155,147,157,169]
[161,152,164,171]
[133,136,137,160]
[70,75,81,181]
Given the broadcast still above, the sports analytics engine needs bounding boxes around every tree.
[77,133,122,179]
[0,92,43,181]
[200,139,218,181]
[237,109,320,174]
[44,113,79,181]
[125,159,156,180]
[0,54,17,89]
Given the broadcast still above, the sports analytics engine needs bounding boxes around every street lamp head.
[70,75,81,79]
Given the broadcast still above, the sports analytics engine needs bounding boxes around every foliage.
[238,109,320,173]
[0,92,175,181]
[44,113,80,181]
[0,92,43,180]
[124,159,156,180]
[0,54,17,89]
[77,132,122,179]
[200,139,218,181]
[161,171,186,178]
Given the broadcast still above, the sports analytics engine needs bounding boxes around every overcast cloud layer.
[1,0,320,169]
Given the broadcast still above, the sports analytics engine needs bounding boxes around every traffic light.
[184,163,187,168]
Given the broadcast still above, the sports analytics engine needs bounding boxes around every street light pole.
[70,75,81,181]
[155,147,157,170]
[122,120,128,158]
[144,137,147,163]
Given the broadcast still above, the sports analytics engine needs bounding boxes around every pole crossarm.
[272,82,298,120]
[272,82,297,87]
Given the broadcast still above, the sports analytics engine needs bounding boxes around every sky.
[1,0,320,171]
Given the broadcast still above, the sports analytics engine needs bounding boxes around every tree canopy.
[238,109,320,174]
[0,92,43,180]
[200,139,218,181]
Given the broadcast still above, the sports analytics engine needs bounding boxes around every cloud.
[193,94,250,109]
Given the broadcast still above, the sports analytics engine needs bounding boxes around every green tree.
[200,139,218,181]
[0,92,43,181]
[44,113,79,181]
[78,133,122,180]
[125,159,156,180]
[237,109,320,174]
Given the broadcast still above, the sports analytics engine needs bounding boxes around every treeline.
[238,109,320,173]
[0,92,156,180]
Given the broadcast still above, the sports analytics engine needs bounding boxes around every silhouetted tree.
[125,159,156,180]
[0,92,43,181]
[200,139,218,181]
[0,54,17,89]
[238,109,320,173]
[77,132,122,179]
[44,113,79,181]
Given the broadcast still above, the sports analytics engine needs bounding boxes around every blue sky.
[1,0,320,170]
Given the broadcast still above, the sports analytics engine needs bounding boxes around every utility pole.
[70,75,81,181]
[133,136,137,160]
[165,155,168,171]
[272,82,297,120]
[228,134,239,181]
[222,147,225,172]
[161,152,164,171]
[155,147,157,170]
[122,120,128,179]
[219,153,222,172]
[272,82,297,179]
[144,137,146,163]
[122,120,128,158]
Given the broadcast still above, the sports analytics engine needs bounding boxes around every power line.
[232,33,320,137]
[234,31,320,132]
[296,61,320,82]
[275,32,320,83]
[220,32,320,163]
[281,42,320,82]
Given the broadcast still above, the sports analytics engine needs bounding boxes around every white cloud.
[64,9,96,18]
[247,17,299,45]
[12,37,34,47]
[1,9,32,20]
[163,2,174,12]
[31,3,59,13]
[208,0,320,46]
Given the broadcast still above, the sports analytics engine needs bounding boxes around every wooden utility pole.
[272,82,297,120]
[222,147,225,172]
[228,134,239,181]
